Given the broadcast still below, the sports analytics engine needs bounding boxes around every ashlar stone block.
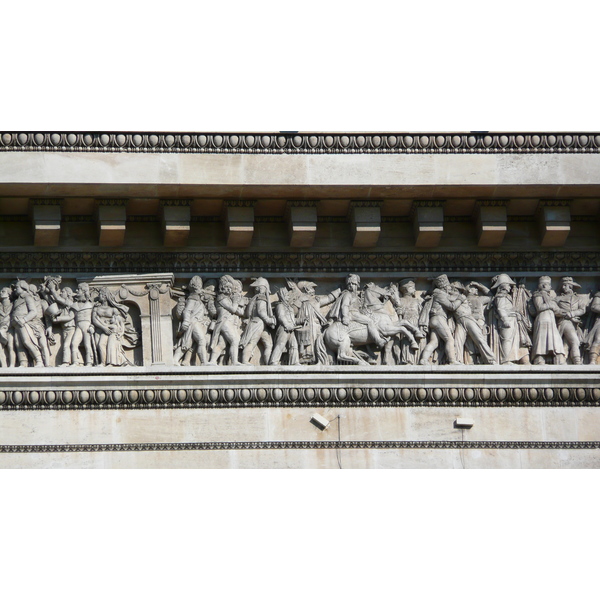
[30,201,61,246]
[537,204,571,246]
[161,204,191,247]
[96,203,126,247]
[350,205,381,247]
[286,205,317,247]
[475,204,507,247]
[412,205,443,247]
[224,206,254,247]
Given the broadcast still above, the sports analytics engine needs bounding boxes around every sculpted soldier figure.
[326,274,387,348]
[10,281,48,367]
[48,279,95,366]
[240,277,276,365]
[269,287,303,365]
[389,278,424,364]
[584,291,600,364]
[0,287,15,367]
[489,274,531,365]
[465,282,492,330]
[531,276,565,365]
[291,280,340,364]
[173,276,215,366]
[554,276,587,364]
[418,274,461,365]
[449,282,496,365]
[208,275,246,365]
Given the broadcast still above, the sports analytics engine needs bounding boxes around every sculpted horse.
[315,284,423,365]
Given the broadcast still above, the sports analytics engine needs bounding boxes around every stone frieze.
[2,271,600,368]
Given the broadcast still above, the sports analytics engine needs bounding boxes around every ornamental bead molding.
[0,441,598,453]
[0,386,599,409]
[1,132,600,154]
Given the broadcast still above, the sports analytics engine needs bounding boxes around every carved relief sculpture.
[270,287,302,366]
[45,284,76,366]
[319,274,389,365]
[48,279,95,366]
[10,281,50,367]
[0,287,15,367]
[92,287,139,366]
[450,281,496,365]
[208,275,246,365]
[389,278,424,365]
[2,271,600,368]
[418,275,460,365]
[584,291,600,364]
[239,277,275,365]
[531,276,566,365]
[173,276,214,366]
[290,280,340,364]
[555,276,587,365]
[489,274,531,365]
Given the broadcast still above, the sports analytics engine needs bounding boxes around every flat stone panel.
[3,153,600,196]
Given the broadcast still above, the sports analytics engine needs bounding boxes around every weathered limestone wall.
[0,405,597,468]
[1,151,600,196]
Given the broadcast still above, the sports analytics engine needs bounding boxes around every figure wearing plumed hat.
[239,277,276,365]
[489,274,531,365]
[286,279,341,364]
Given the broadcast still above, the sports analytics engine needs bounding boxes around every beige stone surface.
[1,447,598,469]
[2,152,600,199]
[0,405,597,468]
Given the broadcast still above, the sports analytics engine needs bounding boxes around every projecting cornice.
[1,132,599,154]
